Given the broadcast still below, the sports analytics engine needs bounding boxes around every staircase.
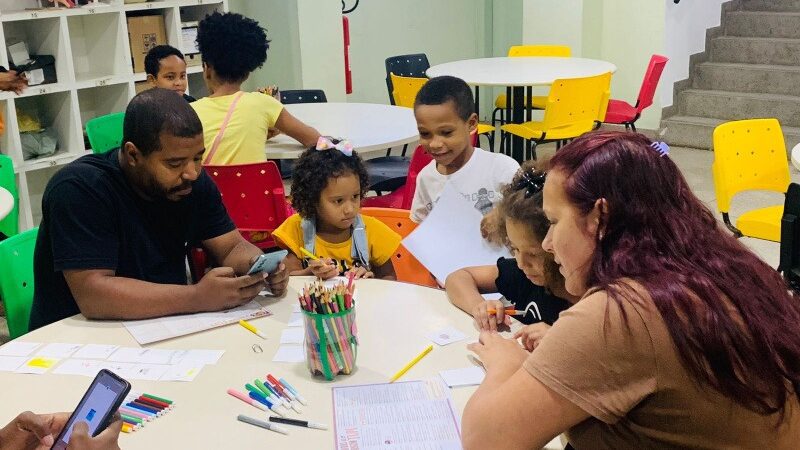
[661,0,800,151]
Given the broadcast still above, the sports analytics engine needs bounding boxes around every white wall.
[296,0,345,101]
[522,0,584,55]
[662,0,727,107]
[345,0,490,105]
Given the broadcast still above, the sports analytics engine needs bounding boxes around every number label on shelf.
[30,12,38,18]
[49,160,57,167]
[37,87,48,95]
[96,79,109,87]
[87,7,96,14]
[145,3,153,8]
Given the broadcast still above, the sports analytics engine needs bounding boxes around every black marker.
[269,416,328,430]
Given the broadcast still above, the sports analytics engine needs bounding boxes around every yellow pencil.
[239,319,267,340]
[300,247,319,261]
[389,345,433,382]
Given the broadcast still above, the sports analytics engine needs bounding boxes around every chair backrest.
[541,72,612,132]
[385,53,430,105]
[712,118,790,213]
[780,182,800,291]
[389,74,428,108]
[279,89,327,105]
[507,45,571,57]
[86,112,125,154]
[361,207,437,288]
[633,54,668,113]
[0,154,18,238]
[204,161,289,249]
[0,227,37,339]
[401,145,434,210]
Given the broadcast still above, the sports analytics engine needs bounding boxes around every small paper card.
[0,341,41,357]
[426,326,467,346]
[280,328,305,344]
[439,366,486,388]
[272,345,305,363]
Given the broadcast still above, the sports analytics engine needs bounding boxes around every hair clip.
[650,141,670,157]
[513,170,546,198]
[316,136,353,156]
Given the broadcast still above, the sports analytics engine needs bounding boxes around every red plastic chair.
[204,161,291,249]
[362,145,433,209]
[603,54,668,132]
[188,161,291,282]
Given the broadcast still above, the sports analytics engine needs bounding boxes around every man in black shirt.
[29,88,287,330]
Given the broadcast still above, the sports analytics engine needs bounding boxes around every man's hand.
[66,413,122,450]
[195,267,266,310]
[266,262,288,297]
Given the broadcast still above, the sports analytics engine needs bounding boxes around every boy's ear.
[467,112,479,133]
[146,74,156,85]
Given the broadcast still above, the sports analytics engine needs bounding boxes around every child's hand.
[472,300,511,332]
[308,258,338,280]
[348,266,374,279]
[513,322,551,351]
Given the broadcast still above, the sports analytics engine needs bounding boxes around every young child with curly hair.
[272,137,401,280]
[191,12,319,165]
[445,162,578,351]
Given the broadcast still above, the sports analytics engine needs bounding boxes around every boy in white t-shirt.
[410,76,520,224]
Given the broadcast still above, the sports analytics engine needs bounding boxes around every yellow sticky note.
[27,357,58,368]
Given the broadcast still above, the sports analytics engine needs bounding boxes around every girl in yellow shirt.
[191,12,319,165]
[273,137,401,280]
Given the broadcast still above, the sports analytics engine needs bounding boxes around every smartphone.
[247,249,288,275]
[51,369,131,450]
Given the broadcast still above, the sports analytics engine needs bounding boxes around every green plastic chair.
[0,154,18,239]
[0,227,37,339]
[86,112,124,154]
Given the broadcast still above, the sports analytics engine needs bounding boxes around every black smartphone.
[247,249,288,275]
[50,369,131,450]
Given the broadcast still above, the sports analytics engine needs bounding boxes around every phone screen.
[51,370,130,450]
[247,249,288,275]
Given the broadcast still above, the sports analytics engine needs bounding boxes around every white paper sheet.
[426,327,467,346]
[272,345,305,363]
[332,378,462,450]
[122,300,272,345]
[0,341,41,357]
[280,328,305,344]
[15,356,59,374]
[0,356,27,371]
[72,344,119,360]
[169,349,225,365]
[287,312,304,327]
[35,343,83,358]
[439,366,486,388]
[108,348,176,365]
[403,182,510,282]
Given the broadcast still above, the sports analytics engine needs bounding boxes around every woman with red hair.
[463,131,800,449]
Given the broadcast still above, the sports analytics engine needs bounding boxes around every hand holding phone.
[50,369,130,450]
[247,250,288,275]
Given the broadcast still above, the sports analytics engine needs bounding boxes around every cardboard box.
[185,52,202,68]
[127,15,166,73]
[134,81,150,95]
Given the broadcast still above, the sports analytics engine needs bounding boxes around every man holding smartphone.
[0,410,121,449]
[29,88,288,330]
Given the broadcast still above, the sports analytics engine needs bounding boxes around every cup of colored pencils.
[299,275,357,380]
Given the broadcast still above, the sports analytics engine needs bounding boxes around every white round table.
[0,187,13,222]
[426,56,617,87]
[0,278,563,449]
[266,103,419,160]
[427,56,617,162]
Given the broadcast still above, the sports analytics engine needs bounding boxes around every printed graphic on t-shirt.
[519,301,542,322]
[425,187,499,216]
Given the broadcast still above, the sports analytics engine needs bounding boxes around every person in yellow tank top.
[191,12,319,165]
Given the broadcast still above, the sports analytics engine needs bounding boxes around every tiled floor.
[1,145,793,344]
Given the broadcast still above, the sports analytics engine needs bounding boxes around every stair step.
[726,11,800,38]
[694,62,800,96]
[660,115,800,151]
[710,36,800,66]
[680,89,800,127]
[742,0,800,12]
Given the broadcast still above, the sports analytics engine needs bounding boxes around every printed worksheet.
[333,378,462,450]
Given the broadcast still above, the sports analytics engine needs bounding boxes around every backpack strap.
[300,215,371,270]
[203,91,245,165]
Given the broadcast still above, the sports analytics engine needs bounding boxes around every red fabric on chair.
[603,54,668,131]
[361,145,433,210]
[204,161,290,249]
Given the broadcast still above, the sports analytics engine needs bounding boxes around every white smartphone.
[246,249,288,275]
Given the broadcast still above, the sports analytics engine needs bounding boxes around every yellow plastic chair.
[493,44,572,124]
[390,73,496,150]
[500,72,611,160]
[712,118,789,242]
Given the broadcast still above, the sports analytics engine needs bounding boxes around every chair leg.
[401,143,408,157]
[487,133,495,153]
[530,140,539,160]
[630,122,637,133]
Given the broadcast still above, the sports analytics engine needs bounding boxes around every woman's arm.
[463,332,589,450]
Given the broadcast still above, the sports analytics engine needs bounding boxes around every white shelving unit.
[0,0,227,229]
